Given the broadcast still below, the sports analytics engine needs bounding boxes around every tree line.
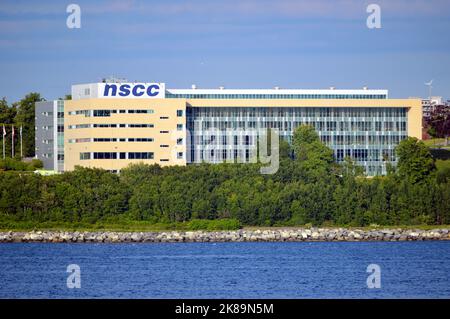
[0,94,43,158]
[1,125,449,228]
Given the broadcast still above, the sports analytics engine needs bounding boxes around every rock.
[0,227,449,243]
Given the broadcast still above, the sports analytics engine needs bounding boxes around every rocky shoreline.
[0,228,449,243]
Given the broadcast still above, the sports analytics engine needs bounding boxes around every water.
[0,242,449,298]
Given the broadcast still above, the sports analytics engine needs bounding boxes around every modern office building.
[35,82,422,175]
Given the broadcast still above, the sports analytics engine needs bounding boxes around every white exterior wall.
[168,88,388,96]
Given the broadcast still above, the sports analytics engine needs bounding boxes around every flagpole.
[2,125,5,159]
[11,125,14,158]
[20,126,23,158]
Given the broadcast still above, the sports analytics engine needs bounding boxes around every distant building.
[36,82,422,176]
[420,96,445,119]
[34,100,64,171]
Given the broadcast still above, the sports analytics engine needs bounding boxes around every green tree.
[396,137,436,184]
[292,124,334,177]
[0,98,17,158]
[14,93,44,157]
[279,138,292,159]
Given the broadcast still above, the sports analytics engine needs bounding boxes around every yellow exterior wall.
[64,99,187,171]
[64,97,422,171]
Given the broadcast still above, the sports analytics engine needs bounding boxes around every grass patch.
[423,138,447,147]
[0,218,241,232]
[242,225,450,231]
[436,159,450,170]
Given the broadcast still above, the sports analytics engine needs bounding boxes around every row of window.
[320,135,407,145]
[68,123,155,129]
[79,152,183,161]
[193,133,406,146]
[198,121,407,132]
[335,149,396,161]
[69,138,155,143]
[198,149,254,162]
[80,152,155,160]
[192,136,405,149]
[68,109,185,117]
[196,135,252,146]
[68,123,184,130]
[189,107,406,118]
[68,109,155,117]
[193,148,396,163]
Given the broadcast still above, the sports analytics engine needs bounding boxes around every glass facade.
[187,107,408,176]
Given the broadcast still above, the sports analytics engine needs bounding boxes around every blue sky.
[0,0,449,102]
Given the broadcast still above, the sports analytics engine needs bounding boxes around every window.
[177,152,183,159]
[177,110,183,117]
[177,124,183,131]
[69,124,90,129]
[80,152,90,160]
[69,138,91,143]
[93,138,117,142]
[128,138,153,142]
[160,116,169,119]
[128,152,154,159]
[160,130,169,133]
[93,152,117,159]
[93,110,111,117]
[177,138,183,145]
[119,152,126,159]
[128,109,154,114]
[128,124,154,128]
[93,124,117,128]
[160,144,169,148]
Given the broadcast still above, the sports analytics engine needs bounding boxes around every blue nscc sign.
[101,83,165,98]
